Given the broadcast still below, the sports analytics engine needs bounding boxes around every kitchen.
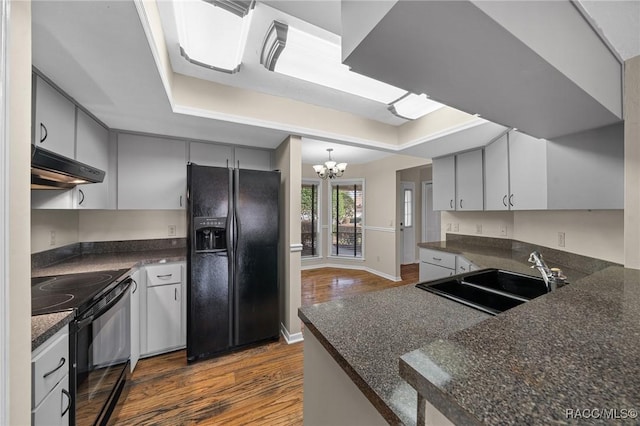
[3,0,640,425]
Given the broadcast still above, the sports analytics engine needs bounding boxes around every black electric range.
[31,268,130,316]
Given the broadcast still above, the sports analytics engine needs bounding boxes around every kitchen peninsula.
[299,235,640,425]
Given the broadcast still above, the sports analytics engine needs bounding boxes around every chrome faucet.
[528,251,567,292]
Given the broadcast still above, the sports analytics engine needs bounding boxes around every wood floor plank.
[110,264,418,425]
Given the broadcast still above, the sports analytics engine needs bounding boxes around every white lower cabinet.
[32,326,70,426]
[419,248,478,281]
[419,249,456,281]
[141,262,186,357]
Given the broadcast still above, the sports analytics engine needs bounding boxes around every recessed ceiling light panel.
[174,0,254,74]
[389,93,445,120]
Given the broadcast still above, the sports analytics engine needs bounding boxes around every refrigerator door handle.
[227,167,234,347]
[233,166,241,345]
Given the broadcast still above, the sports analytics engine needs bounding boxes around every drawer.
[32,374,70,426]
[146,263,182,287]
[32,326,69,408]
[419,249,456,269]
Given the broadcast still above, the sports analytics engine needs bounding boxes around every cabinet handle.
[502,195,507,207]
[39,123,48,143]
[432,257,442,261]
[174,288,178,301]
[180,195,183,207]
[459,199,463,209]
[509,194,514,207]
[43,357,66,379]
[156,274,173,279]
[78,189,85,206]
[131,279,138,294]
[460,266,466,271]
[61,389,72,417]
[450,199,453,209]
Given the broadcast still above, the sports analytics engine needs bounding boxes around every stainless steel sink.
[416,269,548,315]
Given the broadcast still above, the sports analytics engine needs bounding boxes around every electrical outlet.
[446,223,452,232]
[168,225,176,236]
[476,224,482,234]
[558,232,565,247]
[500,225,507,236]
[50,230,56,246]
[453,223,459,232]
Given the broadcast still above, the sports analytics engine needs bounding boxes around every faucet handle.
[550,267,568,286]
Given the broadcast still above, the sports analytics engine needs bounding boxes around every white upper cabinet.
[432,155,455,211]
[118,134,187,209]
[189,142,233,168]
[484,134,510,210]
[33,75,75,158]
[485,131,548,211]
[234,147,272,171]
[433,150,483,211]
[75,110,111,209]
[455,149,483,211]
[508,131,547,210]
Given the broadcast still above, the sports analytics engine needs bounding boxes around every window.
[301,181,320,257]
[404,188,413,228]
[330,181,364,257]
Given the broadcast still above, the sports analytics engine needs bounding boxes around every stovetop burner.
[32,269,130,316]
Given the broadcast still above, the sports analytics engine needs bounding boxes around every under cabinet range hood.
[31,145,105,189]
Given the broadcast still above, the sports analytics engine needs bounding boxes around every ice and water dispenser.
[194,217,227,252]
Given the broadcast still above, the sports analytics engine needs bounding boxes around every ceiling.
[30,0,640,167]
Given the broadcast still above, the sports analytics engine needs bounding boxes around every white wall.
[7,1,32,423]
[625,54,640,269]
[78,210,186,242]
[31,210,79,253]
[441,210,624,264]
[276,136,303,339]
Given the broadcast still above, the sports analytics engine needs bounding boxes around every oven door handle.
[76,279,132,330]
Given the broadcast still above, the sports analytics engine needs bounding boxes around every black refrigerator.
[186,163,280,362]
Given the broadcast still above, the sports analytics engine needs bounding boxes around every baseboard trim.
[301,263,402,282]
[280,323,304,344]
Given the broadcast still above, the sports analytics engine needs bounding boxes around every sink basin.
[462,269,548,299]
[416,268,548,315]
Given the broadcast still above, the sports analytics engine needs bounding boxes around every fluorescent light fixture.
[261,21,406,104]
[174,0,254,74]
[389,93,444,120]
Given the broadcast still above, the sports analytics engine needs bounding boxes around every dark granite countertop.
[32,248,186,277]
[31,240,187,352]
[300,235,635,425]
[32,310,74,351]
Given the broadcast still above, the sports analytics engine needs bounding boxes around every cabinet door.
[32,375,70,426]
[189,142,233,167]
[432,155,455,211]
[509,131,547,210]
[118,134,186,209]
[75,110,111,209]
[419,262,455,282]
[234,147,272,171]
[484,134,510,210]
[130,269,142,372]
[456,150,484,211]
[34,75,75,158]
[146,284,182,354]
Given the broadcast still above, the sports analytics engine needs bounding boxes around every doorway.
[422,182,441,242]
[400,182,416,264]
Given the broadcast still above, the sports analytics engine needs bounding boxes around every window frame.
[301,178,322,258]
[327,178,365,259]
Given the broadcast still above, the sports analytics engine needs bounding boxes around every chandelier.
[313,149,347,180]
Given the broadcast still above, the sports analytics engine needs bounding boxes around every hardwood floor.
[111,264,418,425]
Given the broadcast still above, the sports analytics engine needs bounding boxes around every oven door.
[73,279,131,426]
